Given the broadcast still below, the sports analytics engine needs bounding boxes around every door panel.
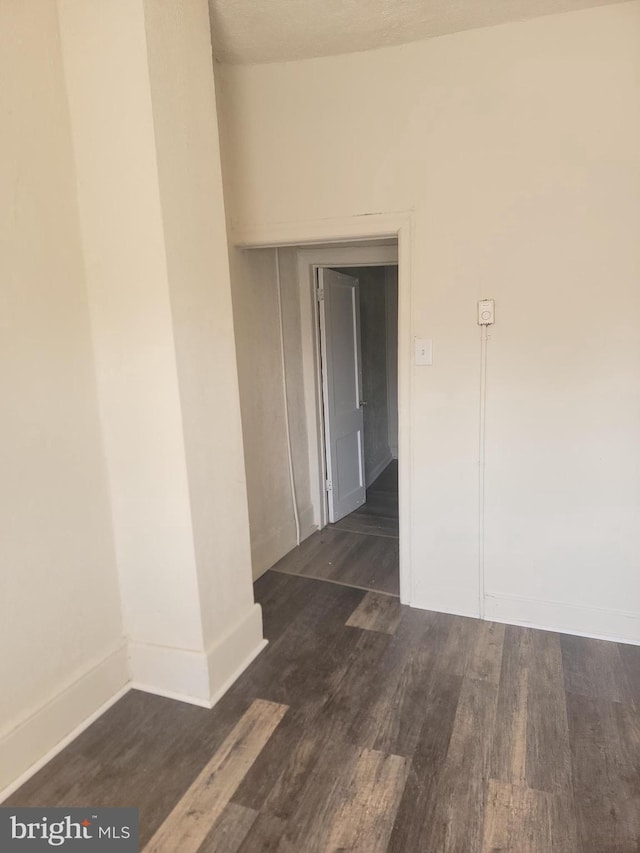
[318,268,366,522]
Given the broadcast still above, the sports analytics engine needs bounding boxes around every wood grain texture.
[197,803,257,853]
[566,692,640,852]
[9,570,640,852]
[346,590,402,634]
[274,460,399,592]
[491,627,574,797]
[323,747,409,852]
[561,633,633,704]
[430,676,499,853]
[271,527,399,595]
[386,672,464,852]
[331,512,399,538]
[482,779,552,853]
[144,699,287,852]
[467,621,505,686]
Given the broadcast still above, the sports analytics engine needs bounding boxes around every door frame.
[316,267,367,524]
[233,212,414,606]
[298,246,398,532]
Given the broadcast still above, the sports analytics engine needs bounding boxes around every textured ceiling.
[209,0,626,64]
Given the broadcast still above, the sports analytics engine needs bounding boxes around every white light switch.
[415,338,432,366]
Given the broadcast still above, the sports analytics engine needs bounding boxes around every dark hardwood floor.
[272,460,400,596]
[7,570,640,851]
[332,460,399,540]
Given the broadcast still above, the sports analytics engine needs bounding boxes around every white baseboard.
[484,592,640,645]
[206,602,266,700]
[131,602,267,707]
[1,607,268,801]
[129,641,212,706]
[366,451,393,488]
[0,645,130,802]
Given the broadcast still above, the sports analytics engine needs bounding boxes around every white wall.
[218,2,640,641]
[229,247,315,578]
[142,0,262,681]
[0,0,126,793]
[58,0,264,702]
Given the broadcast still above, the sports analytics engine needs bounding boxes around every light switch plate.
[415,338,432,366]
[478,299,495,325]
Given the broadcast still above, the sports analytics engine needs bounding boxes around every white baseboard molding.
[206,603,266,701]
[129,641,212,707]
[131,603,267,708]
[0,645,129,802]
[366,451,394,488]
[484,592,640,646]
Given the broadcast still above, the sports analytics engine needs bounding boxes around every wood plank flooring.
[331,460,399,540]
[272,460,400,595]
[7,571,640,852]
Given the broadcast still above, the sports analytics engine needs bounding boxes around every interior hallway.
[271,461,399,596]
[8,570,640,851]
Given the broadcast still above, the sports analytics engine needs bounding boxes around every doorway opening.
[271,244,400,597]
[319,265,398,537]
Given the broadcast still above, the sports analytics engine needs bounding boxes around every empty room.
[2,0,639,851]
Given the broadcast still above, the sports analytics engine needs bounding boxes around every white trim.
[484,592,640,645]
[231,211,411,249]
[0,645,130,801]
[130,637,269,710]
[129,603,267,709]
[208,637,268,707]
[1,605,268,799]
[206,602,266,700]
[129,642,211,705]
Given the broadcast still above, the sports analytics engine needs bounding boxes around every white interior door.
[318,268,366,522]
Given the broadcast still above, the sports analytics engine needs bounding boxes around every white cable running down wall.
[478,323,488,619]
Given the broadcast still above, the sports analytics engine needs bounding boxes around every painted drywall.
[335,267,392,485]
[218,2,640,640]
[58,0,205,661]
[230,248,297,578]
[277,246,315,535]
[0,0,126,792]
[58,0,263,702]
[229,247,314,578]
[142,0,261,676]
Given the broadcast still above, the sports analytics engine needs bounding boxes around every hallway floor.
[271,460,399,596]
[8,571,640,851]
